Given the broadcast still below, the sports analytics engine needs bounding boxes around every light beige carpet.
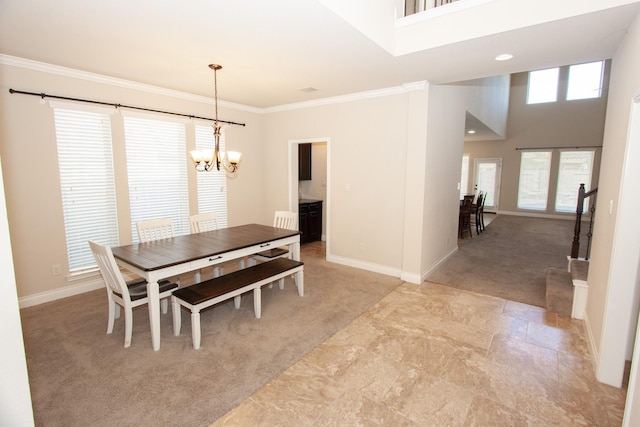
[427,214,574,308]
[20,242,402,426]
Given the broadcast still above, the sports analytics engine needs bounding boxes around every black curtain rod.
[515,146,602,151]
[8,88,246,127]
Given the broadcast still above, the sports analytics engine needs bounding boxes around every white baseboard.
[19,278,104,309]
[326,246,459,286]
[583,311,600,374]
[326,254,402,280]
[497,210,576,221]
[421,246,458,283]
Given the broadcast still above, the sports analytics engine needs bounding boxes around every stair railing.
[571,183,597,260]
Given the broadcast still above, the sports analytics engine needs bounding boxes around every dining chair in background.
[459,195,474,239]
[136,218,175,242]
[136,217,181,297]
[189,212,223,280]
[189,212,219,233]
[89,240,178,348]
[471,191,485,235]
[251,210,299,289]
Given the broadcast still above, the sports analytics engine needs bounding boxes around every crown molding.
[0,54,261,114]
[2,54,428,114]
[264,81,428,113]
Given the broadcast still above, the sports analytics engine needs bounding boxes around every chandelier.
[190,64,242,173]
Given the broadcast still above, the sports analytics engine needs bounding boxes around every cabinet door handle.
[260,243,271,248]
[209,256,223,261]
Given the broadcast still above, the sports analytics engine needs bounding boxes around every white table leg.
[291,241,303,296]
[147,280,161,351]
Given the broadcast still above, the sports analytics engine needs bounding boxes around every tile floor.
[212,280,628,426]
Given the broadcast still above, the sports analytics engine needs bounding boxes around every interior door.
[474,158,502,212]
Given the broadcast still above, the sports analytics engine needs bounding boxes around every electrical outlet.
[51,264,61,276]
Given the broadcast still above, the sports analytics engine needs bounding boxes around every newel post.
[571,183,586,259]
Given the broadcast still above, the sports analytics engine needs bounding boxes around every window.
[53,107,119,272]
[459,154,469,199]
[555,151,594,212]
[527,61,604,104]
[527,68,559,104]
[517,151,551,210]
[567,61,604,100]
[195,124,228,228]
[124,115,190,241]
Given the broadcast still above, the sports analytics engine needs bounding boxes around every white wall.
[0,158,34,426]
[462,75,510,139]
[587,12,640,387]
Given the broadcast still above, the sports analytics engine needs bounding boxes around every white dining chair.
[136,218,181,297]
[89,240,178,348]
[189,212,223,280]
[251,210,298,289]
[189,212,219,233]
[136,218,175,242]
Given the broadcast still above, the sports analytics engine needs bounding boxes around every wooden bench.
[171,257,304,349]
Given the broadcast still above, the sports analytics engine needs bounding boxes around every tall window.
[459,154,469,199]
[517,151,551,210]
[527,68,559,104]
[195,124,228,228]
[53,107,119,272]
[124,115,190,241]
[555,151,594,212]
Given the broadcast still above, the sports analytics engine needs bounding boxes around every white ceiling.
[1,0,639,109]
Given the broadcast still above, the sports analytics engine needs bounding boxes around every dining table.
[111,223,301,351]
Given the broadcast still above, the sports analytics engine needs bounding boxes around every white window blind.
[195,124,228,228]
[517,151,551,210]
[54,108,119,272]
[555,151,594,213]
[124,115,190,241]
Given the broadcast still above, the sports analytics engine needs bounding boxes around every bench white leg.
[278,278,285,290]
[161,298,168,314]
[172,297,181,336]
[194,270,202,283]
[191,311,201,350]
[295,270,304,297]
[234,295,241,309]
[253,288,262,319]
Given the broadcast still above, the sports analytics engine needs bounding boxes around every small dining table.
[111,223,301,351]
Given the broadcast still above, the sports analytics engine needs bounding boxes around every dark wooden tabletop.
[111,223,300,272]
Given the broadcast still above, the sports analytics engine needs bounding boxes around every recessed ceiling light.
[298,87,318,93]
[495,53,513,61]
[467,129,476,134]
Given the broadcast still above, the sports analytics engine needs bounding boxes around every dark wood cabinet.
[298,143,312,181]
[299,199,322,244]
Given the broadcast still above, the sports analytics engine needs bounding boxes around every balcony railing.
[404,0,459,16]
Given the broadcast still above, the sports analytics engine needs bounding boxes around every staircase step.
[545,268,573,317]
[570,259,589,283]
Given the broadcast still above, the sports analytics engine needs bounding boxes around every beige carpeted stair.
[545,259,589,317]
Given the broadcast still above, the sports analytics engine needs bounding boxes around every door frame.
[473,157,502,212]
[288,137,331,257]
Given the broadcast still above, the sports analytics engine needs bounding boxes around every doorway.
[474,158,502,212]
[288,138,330,257]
